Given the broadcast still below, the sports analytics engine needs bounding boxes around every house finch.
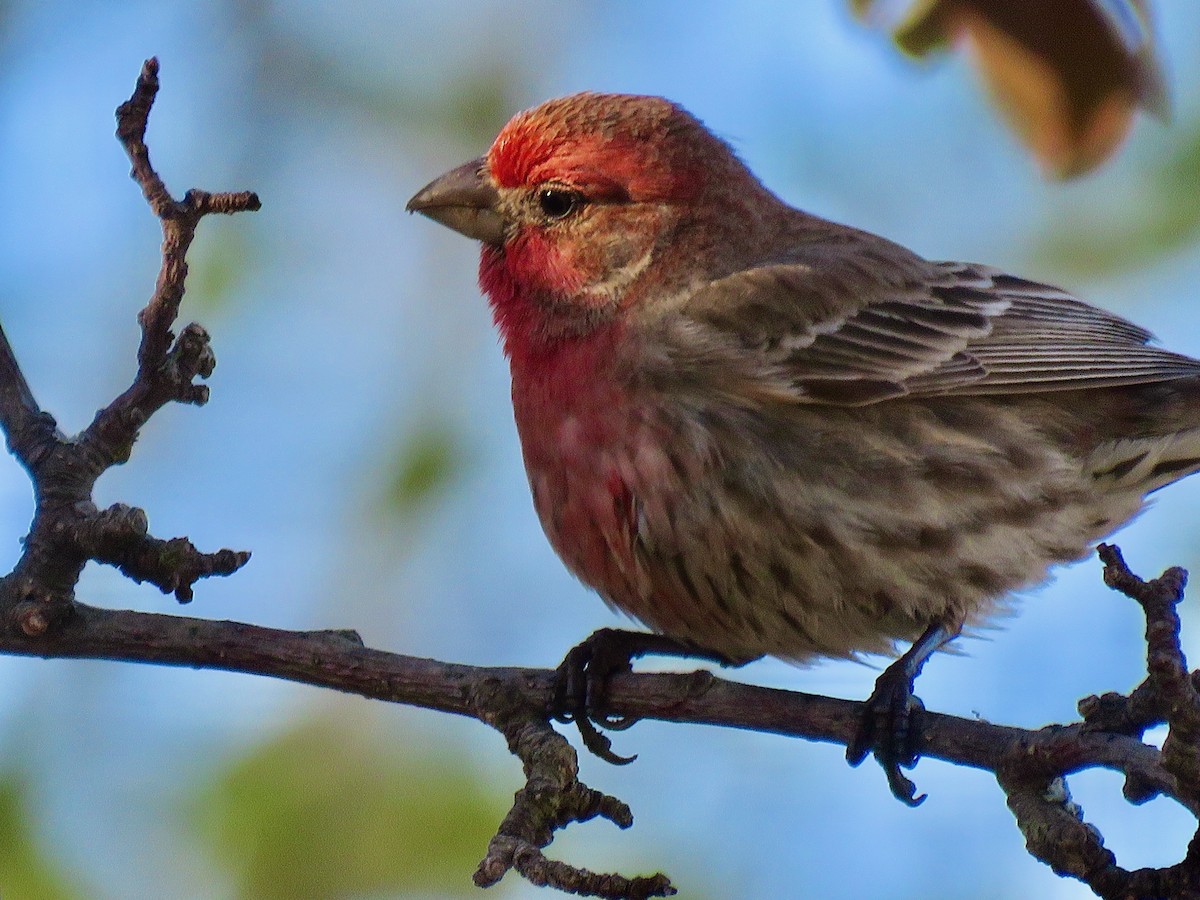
[408,93,1200,803]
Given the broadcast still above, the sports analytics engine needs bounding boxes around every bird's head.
[409,93,772,355]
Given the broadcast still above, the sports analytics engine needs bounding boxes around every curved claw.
[552,628,725,765]
[575,715,638,766]
[887,766,926,808]
[553,629,644,764]
[848,679,928,804]
[597,712,640,731]
[847,620,957,805]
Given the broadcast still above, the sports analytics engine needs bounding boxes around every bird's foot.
[846,661,927,806]
[553,629,644,764]
[553,628,732,765]
[846,620,958,806]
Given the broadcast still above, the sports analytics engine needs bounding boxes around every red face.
[481,96,709,324]
[408,92,748,357]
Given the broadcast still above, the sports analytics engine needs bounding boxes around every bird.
[407,92,1200,803]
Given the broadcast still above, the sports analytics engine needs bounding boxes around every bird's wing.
[671,259,1200,406]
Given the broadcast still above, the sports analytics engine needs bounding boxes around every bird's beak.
[406,157,504,246]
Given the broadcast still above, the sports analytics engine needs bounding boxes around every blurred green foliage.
[185,227,257,316]
[382,423,467,518]
[0,772,84,900]
[189,718,507,900]
[254,32,521,148]
[1037,118,1200,277]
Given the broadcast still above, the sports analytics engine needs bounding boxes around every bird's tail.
[1087,377,1200,495]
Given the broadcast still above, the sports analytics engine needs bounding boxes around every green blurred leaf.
[189,720,505,900]
[186,226,256,315]
[259,34,521,149]
[383,423,466,517]
[886,0,948,56]
[0,772,84,900]
[1036,119,1200,277]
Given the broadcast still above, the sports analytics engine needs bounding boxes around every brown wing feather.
[677,258,1200,406]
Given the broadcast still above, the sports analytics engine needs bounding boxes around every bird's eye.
[536,186,583,220]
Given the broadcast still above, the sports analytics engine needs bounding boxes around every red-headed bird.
[409,93,1200,803]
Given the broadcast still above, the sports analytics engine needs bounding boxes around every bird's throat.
[479,244,623,368]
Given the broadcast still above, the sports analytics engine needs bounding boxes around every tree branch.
[0,57,254,611]
[0,58,1196,900]
[84,57,260,474]
[0,584,1190,896]
[0,325,61,477]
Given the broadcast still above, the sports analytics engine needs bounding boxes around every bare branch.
[0,325,61,475]
[473,686,674,898]
[1100,544,1200,801]
[114,57,173,219]
[0,59,255,611]
[0,586,1189,897]
[986,547,1200,898]
[70,503,249,602]
[85,57,260,470]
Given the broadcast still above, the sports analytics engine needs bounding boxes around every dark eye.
[536,186,583,220]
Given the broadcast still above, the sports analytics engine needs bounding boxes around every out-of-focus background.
[0,1,1198,897]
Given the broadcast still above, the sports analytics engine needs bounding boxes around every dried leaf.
[856,0,1169,177]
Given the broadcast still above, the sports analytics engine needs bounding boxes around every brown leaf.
[856,0,1169,177]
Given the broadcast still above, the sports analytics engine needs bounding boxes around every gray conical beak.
[407,157,504,245]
